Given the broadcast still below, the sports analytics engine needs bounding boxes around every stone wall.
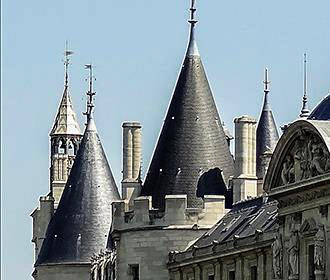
[112,194,228,280]
[34,264,90,280]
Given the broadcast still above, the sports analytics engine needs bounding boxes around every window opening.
[309,245,315,280]
[250,266,257,280]
[229,270,235,280]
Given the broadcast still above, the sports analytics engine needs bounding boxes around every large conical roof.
[37,117,120,265]
[50,85,82,136]
[141,7,234,210]
[256,72,279,178]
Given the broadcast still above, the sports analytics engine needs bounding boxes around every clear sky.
[3,0,330,278]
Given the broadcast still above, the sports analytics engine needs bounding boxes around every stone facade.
[168,120,330,280]
[108,195,227,280]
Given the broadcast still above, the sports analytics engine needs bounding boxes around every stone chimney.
[122,122,142,208]
[233,116,258,203]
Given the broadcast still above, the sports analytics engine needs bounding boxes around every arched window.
[58,139,66,154]
[68,139,75,156]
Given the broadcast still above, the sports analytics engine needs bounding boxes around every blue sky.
[3,0,330,278]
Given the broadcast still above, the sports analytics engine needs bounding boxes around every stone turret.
[109,2,232,280]
[141,0,234,210]
[49,52,82,207]
[31,51,82,264]
[34,66,120,280]
[256,69,279,194]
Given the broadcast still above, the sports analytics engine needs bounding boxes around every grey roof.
[50,85,82,136]
[36,117,120,265]
[141,19,234,210]
[308,94,330,120]
[256,90,279,178]
[189,196,277,248]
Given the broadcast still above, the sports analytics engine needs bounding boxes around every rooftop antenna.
[83,64,96,123]
[300,53,310,118]
[64,41,74,88]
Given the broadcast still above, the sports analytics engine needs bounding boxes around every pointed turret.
[36,67,120,266]
[141,0,235,209]
[49,47,82,207]
[256,68,279,180]
[300,53,310,118]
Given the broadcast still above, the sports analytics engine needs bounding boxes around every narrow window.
[129,264,139,280]
[208,275,215,280]
[229,270,235,280]
[309,245,315,280]
[250,266,257,280]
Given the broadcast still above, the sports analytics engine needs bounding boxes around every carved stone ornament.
[90,249,114,280]
[272,233,283,279]
[279,132,330,186]
[314,225,325,271]
[288,230,299,277]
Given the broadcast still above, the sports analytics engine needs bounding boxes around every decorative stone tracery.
[91,249,115,280]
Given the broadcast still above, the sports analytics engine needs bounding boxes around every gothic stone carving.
[91,249,114,280]
[272,233,283,279]
[288,230,299,277]
[279,132,330,186]
[314,225,325,271]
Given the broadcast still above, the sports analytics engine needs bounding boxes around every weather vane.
[64,41,74,87]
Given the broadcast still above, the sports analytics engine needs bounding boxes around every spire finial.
[264,67,270,93]
[300,53,310,118]
[64,41,74,88]
[83,64,96,123]
[189,0,198,25]
[262,68,271,111]
[186,0,199,56]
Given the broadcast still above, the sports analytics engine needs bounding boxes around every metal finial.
[262,68,271,111]
[64,41,74,88]
[188,0,198,25]
[186,0,199,56]
[300,53,310,118]
[264,68,270,93]
[83,64,96,123]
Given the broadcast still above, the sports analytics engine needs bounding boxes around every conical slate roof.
[308,94,330,120]
[50,85,82,136]
[141,11,235,209]
[37,117,120,265]
[256,76,279,179]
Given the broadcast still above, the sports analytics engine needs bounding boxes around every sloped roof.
[190,196,277,248]
[308,94,330,121]
[36,117,120,265]
[50,85,82,136]
[141,20,234,210]
[256,90,279,178]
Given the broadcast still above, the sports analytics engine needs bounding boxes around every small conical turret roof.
[141,2,235,209]
[50,86,82,136]
[37,116,120,264]
[256,69,279,178]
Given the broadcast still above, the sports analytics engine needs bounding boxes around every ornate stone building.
[31,1,330,280]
